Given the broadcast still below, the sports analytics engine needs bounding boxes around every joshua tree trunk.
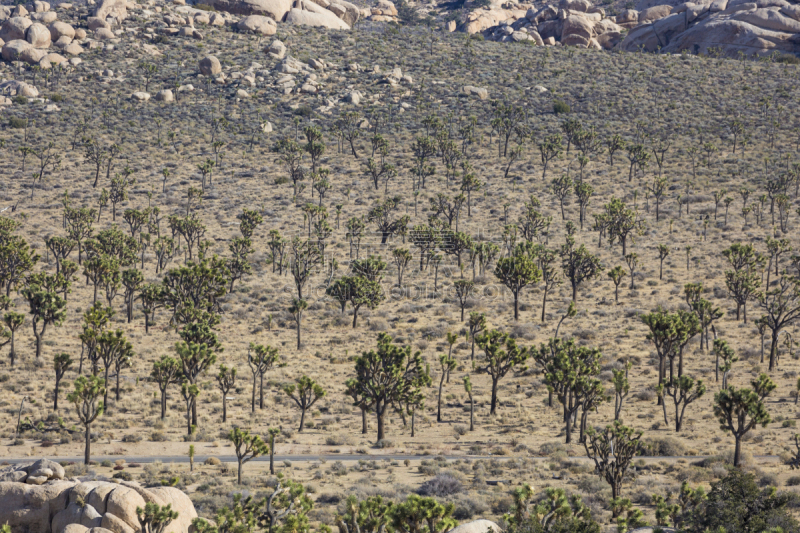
[490,378,498,415]
[84,424,92,465]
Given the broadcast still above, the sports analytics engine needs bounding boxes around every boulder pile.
[0,1,85,66]
[470,0,800,55]
[210,0,364,29]
[0,459,198,533]
[618,0,800,56]
[471,0,625,48]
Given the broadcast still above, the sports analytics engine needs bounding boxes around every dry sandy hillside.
[1,11,800,526]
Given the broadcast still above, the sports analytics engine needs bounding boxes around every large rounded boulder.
[26,22,52,48]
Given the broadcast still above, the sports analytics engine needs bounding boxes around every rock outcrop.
[469,0,800,55]
[619,0,800,56]
[0,461,198,533]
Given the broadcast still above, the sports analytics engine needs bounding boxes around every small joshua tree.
[229,426,268,485]
[137,502,178,533]
[282,375,326,432]
[436,354,456,423]
[215,364,236,423]
[714,373,775,467]
[53,352,72,411]
[607,266,626,303]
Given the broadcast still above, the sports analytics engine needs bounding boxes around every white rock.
[131,91,150,101]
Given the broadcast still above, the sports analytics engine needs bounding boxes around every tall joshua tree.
[68,375,105,465]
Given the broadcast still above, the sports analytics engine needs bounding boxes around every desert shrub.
[452,495,489,520]
[538,441,567,457]
[577,475,609,495]
[418,461,440,476]
[491,494,514,515]
[150,431,169,442]
[375,439,394,449]
[9,117,27,128]
[195,3,216,9]
[122,434,142,443]
[553,100,570,114]
[416,473,463,497]
[294,105,313,117]
[636,387,656,401]
[646,436,687,457]
[204,457,221,466]
[775,53,800,64]
[787,476,800,486]
[112,471,133,481]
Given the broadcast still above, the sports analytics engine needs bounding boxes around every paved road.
[0,454,781,464]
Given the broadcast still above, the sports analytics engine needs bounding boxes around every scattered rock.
[155,89,174,101]
[131,91,150,101]
[346,90,360,104]
[266,38,285,58]
[212,0,292,19]
[286,1,350,29]
[199,55,222,75]
[49,21,75,41]
[237,14,277,34]
[94,0,127,22]
[462,85,488,99]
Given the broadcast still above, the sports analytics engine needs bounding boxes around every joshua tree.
[436,354,457,423]
[151,356,182,420]
[550,175,573,220]
[657,244,670,280]
[345,333,429,441]
[475,329,529,415]
[560,237,603,303]
[494,248,541,321]
[229,426,269,485]
[463,375,474,431]
[584,421,646,513]
[121,268,143,323]
[67,375,105,465]
[392,248,412,287]
[137,502,178,533]
[608,266,626,303]
[288,298,308,350]
[759,275,800,371]
[96,329,134,409]
[713,339,737,389]
[20,284,66,359]
[248,343,279,412]
[714,373,775,467]
[657,375,706,432]
[180,381,199,435]
[612,361,631,421]
[3,311,24,366]
[453,280,473,321]
[175,340,218,428]
[53,352,72,411]
[467,312,486,361]
[215,364,236,423]
[535,337,602,443]
[283,376,326,432]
